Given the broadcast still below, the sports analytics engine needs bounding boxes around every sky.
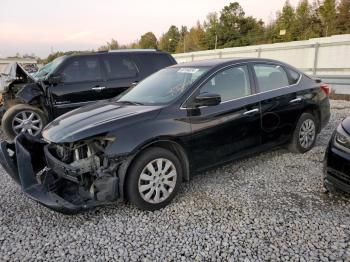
[0,0,300,58]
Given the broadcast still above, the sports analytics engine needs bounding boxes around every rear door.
[187,64,261,170]
[100,53,140,99]
[252,63,304,145]
[49,55,105,116]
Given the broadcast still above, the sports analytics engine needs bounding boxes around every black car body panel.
[324,117,350,193]
[42,101,163,144]
[0,58,331,213]
[16,83,44,104]
[2,51,176,121]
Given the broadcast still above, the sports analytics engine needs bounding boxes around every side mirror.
[193,93,221,107]
[48,74,63,84]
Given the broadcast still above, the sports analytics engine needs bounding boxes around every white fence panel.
[173,34,350,94]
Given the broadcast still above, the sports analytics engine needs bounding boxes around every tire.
[288,112,317,153]
[126,147,183,211]
[1,104,48,141]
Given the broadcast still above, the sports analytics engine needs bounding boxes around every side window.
[137,53,174,75]
[200,66,251,102]
[287,68,301,85]
[61,56,102,83]
[253,64,289,92]
[102,55,138,80]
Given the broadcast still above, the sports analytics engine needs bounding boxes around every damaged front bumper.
[0,134,121,214]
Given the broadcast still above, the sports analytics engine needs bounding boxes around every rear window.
[102,54,138,80]
[136,53,175,76]
[287,69,301,85]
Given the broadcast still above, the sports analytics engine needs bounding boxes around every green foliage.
[159,26,181,53]
[44,0,350,61]
[176,22,205,53]
[139,32,158,49]
[319,0,337,36]
[336,0,350,34]
[294,0,322,40]
[98,39,119,51]
[202,12,220,50]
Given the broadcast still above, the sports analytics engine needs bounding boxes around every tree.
[319,0,337,36]
[202,12,220,49]
[176,22,205,53]
[336,0,350,34]
[98,39,119,51]
[218,2,246,47]
[159,25,181,53]
[139,32,158,49]
[274,0,297,42]
[294,0,321,40]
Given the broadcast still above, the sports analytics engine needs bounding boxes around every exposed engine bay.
[0,134,123,214]
[45,137,119,203]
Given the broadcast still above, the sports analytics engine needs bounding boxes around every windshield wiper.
[116,101,144,106]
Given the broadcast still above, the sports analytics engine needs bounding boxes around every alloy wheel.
[12,110,43,136]
[299,119,316,149]
[138,158,177,204]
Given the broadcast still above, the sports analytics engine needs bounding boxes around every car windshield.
[34,56,65,80]
[116,67,209,105]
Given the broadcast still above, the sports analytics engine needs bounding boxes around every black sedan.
[0,58,331,214]
[324,117,350,194]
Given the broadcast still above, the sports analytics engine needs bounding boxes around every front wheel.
[126,147,183,211]
[288,112,317,153]
[1,104,48,141]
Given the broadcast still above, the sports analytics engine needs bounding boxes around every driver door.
[187,64,262,170]
[49,55,106,117]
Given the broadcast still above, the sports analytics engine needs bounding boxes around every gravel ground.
[0,100,350,261]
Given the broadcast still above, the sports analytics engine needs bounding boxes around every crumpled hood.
[342,116,350,135]
[0,63,34,93]
[42,100,162,143]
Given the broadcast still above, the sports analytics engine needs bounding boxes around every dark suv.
[0,50,176,140]
[0,58,331,214]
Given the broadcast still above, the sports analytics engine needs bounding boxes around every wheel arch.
[303,105,321,133]
[118,138,191,200]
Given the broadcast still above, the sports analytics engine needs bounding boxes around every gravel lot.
[0,100,350,261]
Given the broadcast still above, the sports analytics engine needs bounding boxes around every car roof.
[171,58,291,69]
[66,49,170,58]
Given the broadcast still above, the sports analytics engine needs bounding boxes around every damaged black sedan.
[0,58,330,214]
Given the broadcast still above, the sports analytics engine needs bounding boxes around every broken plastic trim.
[0,134,120,214]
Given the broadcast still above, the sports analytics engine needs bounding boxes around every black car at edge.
[324,117,350,194]
[1,49,176,140]
[0,58,331,214]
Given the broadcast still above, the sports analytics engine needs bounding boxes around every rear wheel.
[1,104,48,141]
[126,147,183,211]
[288,113,317,153]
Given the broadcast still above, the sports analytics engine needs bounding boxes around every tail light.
[320,83,331,96]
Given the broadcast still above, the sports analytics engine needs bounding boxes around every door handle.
[289,98,302,103]
[92,86,106,91]
[243,108,259,115]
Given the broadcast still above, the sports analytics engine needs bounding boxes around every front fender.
[16,83,44,104]
[104,117,192,158]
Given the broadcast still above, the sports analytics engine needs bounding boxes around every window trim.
[180,62,254,109]
[58,55,104,84]
[102,53,140,81]
[252,62,302,95]
[199,65,253,103]
[180,61,303,110]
